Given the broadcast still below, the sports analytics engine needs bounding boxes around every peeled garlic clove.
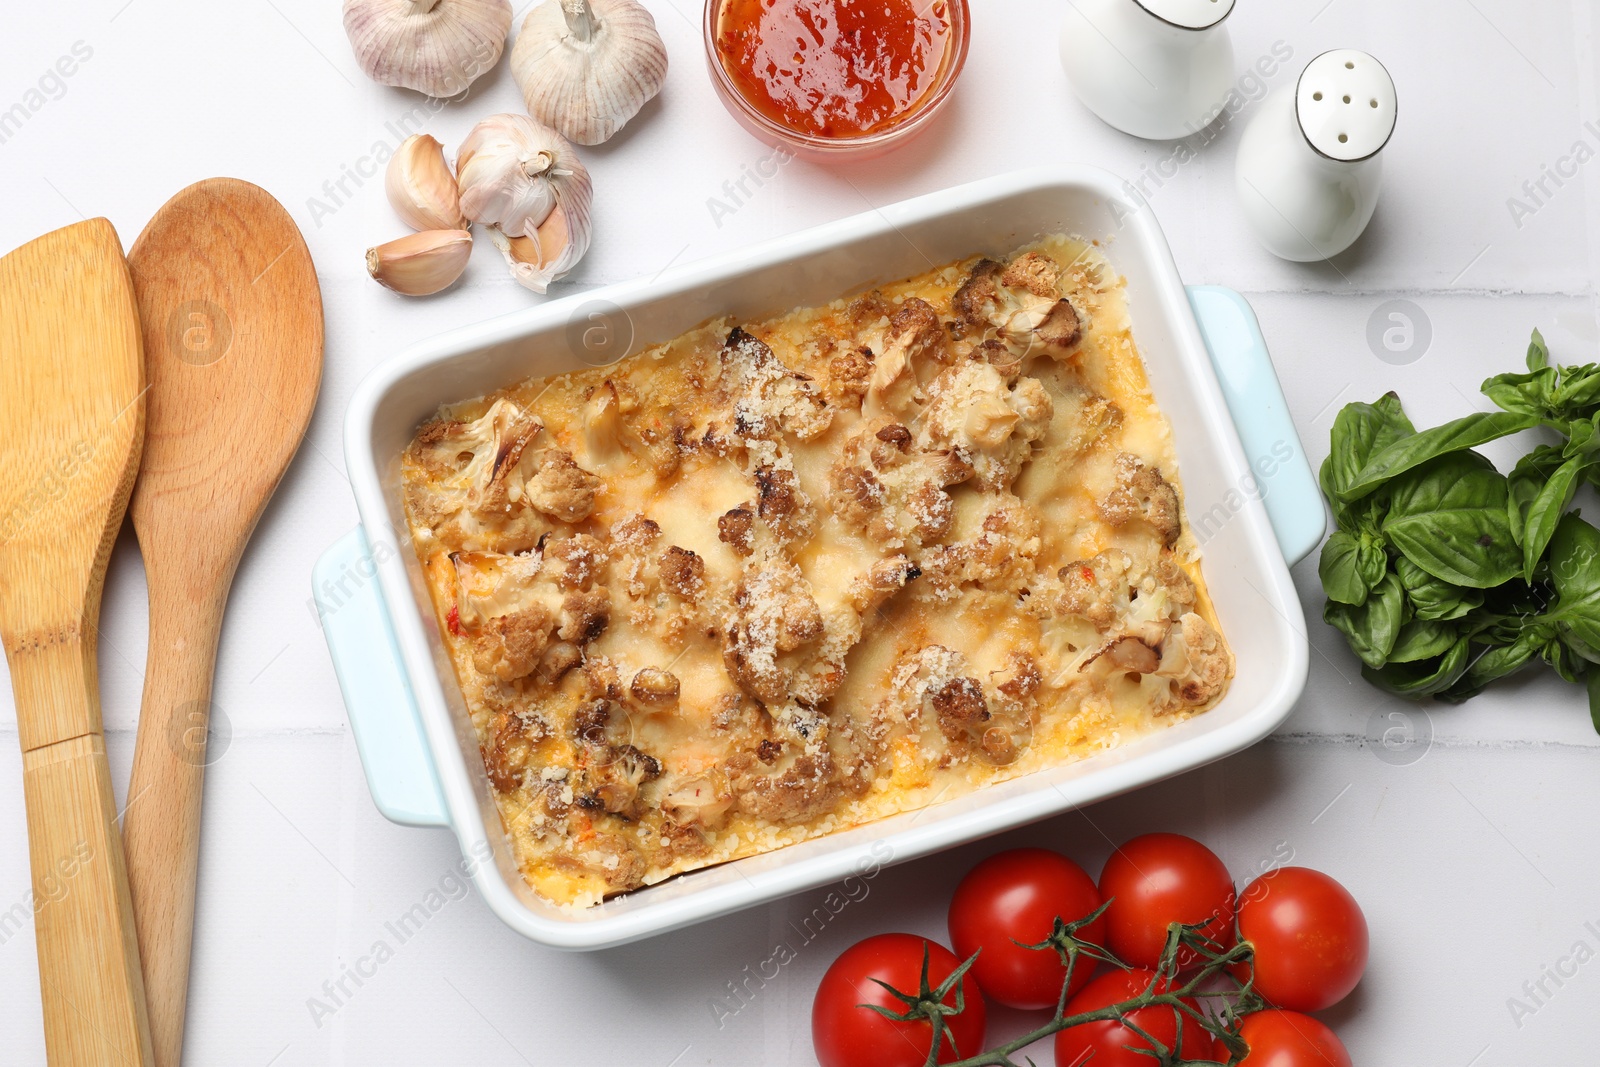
[457,114,592,239]
[485,197,590,293]
[367,229,473,295]
[343,0,511,98]
[386,134,467,231]
[510,0,668,145]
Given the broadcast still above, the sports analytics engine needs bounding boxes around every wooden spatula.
[0,219,155,1065]
[122,179,322,1067]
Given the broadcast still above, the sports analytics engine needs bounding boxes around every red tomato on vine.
[1099,833,1236,969]
[1238,1009,1353,1066]
[1236,867,1368,1011]
[947,848,1106,1009]
[1053,968,1215,1067]
[812,933,987,1067]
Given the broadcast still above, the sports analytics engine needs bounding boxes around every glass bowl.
[703,0,970,163]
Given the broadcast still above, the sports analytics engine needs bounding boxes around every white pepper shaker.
[1059,0,1237,140]
[1235,49,1398,261]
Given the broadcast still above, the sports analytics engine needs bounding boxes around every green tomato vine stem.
[864,905,1265,1067]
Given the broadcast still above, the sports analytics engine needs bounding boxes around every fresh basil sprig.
[1318,330,1600,730]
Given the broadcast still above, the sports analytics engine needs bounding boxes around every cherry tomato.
[1236,867,1369,1011]
[947,848,1105,1009]
[1099,833,1236,969]
[1052,968,1214,1067]
[1238,1009,1352,1067]
[812,933,988,1067]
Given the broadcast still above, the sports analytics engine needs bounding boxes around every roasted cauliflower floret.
[723,557,826,703]
[482,710,542,793]
[1152,612,1230,709]
[930,675,990,743]
[951,253,1083,356]
[403,400,552,551]
[470,609,551,682]
[886,297,947,363]
[544,533,605,590]
[558,589,610,644]
[525,449,601,523]
[826,345,874,404]
[826,423,957,550]
[918,500,1043,599]
[660,774,733,830]
[659,545,707,602]
[952,258,1004,330]
[721,327,832,441]
[1056,552,1133,629]
[918,362,1053,491]
[728,747,840,825]
[875,644,1019,764]
[1001,252,1062,297]
[1035,299,1082,351]
[718,506,756,556]
[404,399,602,540]
[862,297,950,420]
[849,555,921,614]
[582,744,663,819]
[1101,452,1182,548]
[828,460,888,531]
[755,463,813,543]
[629,666,681,705]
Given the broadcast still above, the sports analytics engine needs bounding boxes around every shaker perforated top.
[1296,49,1397,161]
[1132,0,1236,30]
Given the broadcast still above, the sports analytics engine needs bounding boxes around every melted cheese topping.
[400,238,1233,908]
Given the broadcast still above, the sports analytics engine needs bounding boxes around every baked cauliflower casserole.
[401,238,1233,907]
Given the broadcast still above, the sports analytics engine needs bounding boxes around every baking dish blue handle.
[313,526,449,828]
[1186,285,1327,566]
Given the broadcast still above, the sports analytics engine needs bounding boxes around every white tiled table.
[2,1,1597,1063]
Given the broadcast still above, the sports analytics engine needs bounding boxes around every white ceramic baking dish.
[315,166,1324,950]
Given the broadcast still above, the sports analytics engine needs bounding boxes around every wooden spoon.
[122,179,323,1067]
[0,218,154,1065]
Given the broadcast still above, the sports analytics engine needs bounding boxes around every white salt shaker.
[1235,49,1398,261]
[1059,0,1237,140]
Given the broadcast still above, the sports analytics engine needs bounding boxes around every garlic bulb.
[343,0,512,98]
[367,229,473,295]
[457,114,593,292]
[510,0,667,145]
[386,135,467,230]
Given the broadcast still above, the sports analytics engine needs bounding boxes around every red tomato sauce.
[716,0,955,139]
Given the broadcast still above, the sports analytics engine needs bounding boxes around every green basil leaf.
[1527,329,1550,371]
[1319,531,1371,606]
[1385,450,1499,512]
[1394,556,1483,621]
[1482,368,1557,417]
[1388,619,1460,664]
[1555,368,1600,416]
[1507,445,1565,547]
[1340,411,1540,502]
[1519,456,1586,581]
[1463,632,1539,690]
[1324,573,1405,669]
[1381,454,1521,588]
[1547,514,1600,661]
[1361,635,1472,697]
[1387,516,1521,589]
[1543,639,1586,685]
[1356,536,1388,588]
[1320,393,1415,507]
[1562,413,1600,459]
